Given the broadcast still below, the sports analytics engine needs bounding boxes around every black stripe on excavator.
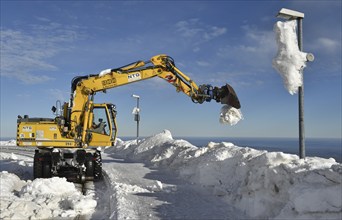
[162,58,192,89]
[18,138,35,141]
[119,65,156,74]
[168,66,192,89]
[111,60,145,72]
[71,74,98,93]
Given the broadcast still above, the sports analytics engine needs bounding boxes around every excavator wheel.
[33,150,43,179]
[42,158,52,178]
[93,151,102,181]
[85,153,94,177]
[33,150,52,179]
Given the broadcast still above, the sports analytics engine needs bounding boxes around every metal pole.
[136,97,139,143]
[297,18,305,159]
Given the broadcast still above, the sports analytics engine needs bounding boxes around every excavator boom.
[71,54,240,107]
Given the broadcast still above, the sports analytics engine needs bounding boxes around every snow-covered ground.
[0,149,97,219]
[1,130,341,219]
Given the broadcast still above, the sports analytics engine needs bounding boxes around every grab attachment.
[217,84,241,109]
[197,84,241,109]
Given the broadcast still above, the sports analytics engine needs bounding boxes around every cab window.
[92,107,110,135]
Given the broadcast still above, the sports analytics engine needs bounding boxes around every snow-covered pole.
[132,94,140,144]
[276,8,310,159]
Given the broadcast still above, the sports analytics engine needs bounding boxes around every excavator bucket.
[218,84,241,109]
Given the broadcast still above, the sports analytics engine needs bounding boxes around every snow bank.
[0,172,96,219]
[108,130,342,219]
[0,146,98,219]
[273,20,308,95]
[0,140,16,146]
[0,151,33,181]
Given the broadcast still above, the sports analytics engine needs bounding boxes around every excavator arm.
[151,55,240,107]
[67,54,241,139]
[71,54,240,105]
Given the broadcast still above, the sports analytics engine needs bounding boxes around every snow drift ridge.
[108,130,342,219]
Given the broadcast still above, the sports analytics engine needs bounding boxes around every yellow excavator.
[16,54,241,182]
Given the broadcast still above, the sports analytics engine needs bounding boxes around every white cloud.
[34,16,51,22]
[193,47,200,52]
[206,70,264,89]
[0,22,82,84]
[217,25,276,72]
[203,26,227,41]
[175,18,227,46]
[175,19,202,38]
[16,93,31,98]
[313,37,340,53]
[49,89,68,102]
[196,60,210,67]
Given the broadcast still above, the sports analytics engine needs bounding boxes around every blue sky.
[1,1,341,138]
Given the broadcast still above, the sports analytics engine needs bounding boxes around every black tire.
[85,159,94,177]
[33,151,43,179]
[42,154,52,178]
[94,151,102,180]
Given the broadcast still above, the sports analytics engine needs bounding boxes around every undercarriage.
[33,148,102,183]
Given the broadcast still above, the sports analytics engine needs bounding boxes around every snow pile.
[111,130,196,168]
[219,105,243,125]
[273,20,308,95]
[0,140,16,146]
[109,130,342,219]
[0,172,96,219]
[0,151,33,180]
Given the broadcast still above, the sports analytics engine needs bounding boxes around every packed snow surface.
[273,20,308,95]
[219,104,243,125]
[1,131,341,219]
[0,174,96,219]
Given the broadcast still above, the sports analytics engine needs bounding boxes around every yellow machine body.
[17,103,117,148]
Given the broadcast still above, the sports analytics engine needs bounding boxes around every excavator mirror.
[51,106,57,113]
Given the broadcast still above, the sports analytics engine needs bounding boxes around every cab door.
[88,105,112,146]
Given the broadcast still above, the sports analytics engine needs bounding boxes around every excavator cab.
[87,103,117,146]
